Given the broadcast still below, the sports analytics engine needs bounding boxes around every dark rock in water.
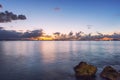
[119,70,120,72]
[74,62,97,78]
[100,66,120,80]
[75,76,96,80]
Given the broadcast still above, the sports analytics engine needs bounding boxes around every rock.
[119,70,120,72]
[75,76,96,80]
[74,62,97,78]
[100,66,119,80]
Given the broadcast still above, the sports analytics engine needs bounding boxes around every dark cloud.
[0,27,4,30]
[0,11,26,23]
[54,7,61,11]
[53,32,60,35]
[68,31,73,36]
[0,28,43,40]
[0,28,22,39]
[1,28,120,40]
[22,29,43,38]
[18,15,26,20]
[0,4,2,8]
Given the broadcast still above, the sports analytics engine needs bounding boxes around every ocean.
[0,41,120,80]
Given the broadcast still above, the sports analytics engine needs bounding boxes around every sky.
[0,0,120,34]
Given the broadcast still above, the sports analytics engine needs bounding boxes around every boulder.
[74,62,97,78]
[100,66,119,80]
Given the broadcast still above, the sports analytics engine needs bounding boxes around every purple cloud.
[54,7,61,12]
[0,4,2,8]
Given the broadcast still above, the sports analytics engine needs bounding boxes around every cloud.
[54,7,61,12]
[0,27,4,30]
[53,32,60,35]
[0,28,43,40]
[22,29,43,38]
[0,28,22,39]
[0,4,2,8]
[86,25,93,29]
[0,11,26,23]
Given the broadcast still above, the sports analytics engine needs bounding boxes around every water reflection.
[39,41,75,64]
[39,41,56,63]
[0,41,120,80]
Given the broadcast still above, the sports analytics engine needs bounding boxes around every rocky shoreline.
[74,62,120,80]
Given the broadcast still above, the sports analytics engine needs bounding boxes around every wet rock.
[100,66,119,80]
[75,76,96,80]
[119,70,120,72]
[74,62,97,78]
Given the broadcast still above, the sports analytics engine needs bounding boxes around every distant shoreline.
[0,40,120,41]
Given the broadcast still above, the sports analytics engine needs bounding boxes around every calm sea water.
[0,41,120,80]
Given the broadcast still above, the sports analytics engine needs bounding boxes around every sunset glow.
[30,36,53,41]
[0,1,120,80]
[0,0,120,35]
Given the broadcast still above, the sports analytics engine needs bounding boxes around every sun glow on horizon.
[30,36,54,41]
